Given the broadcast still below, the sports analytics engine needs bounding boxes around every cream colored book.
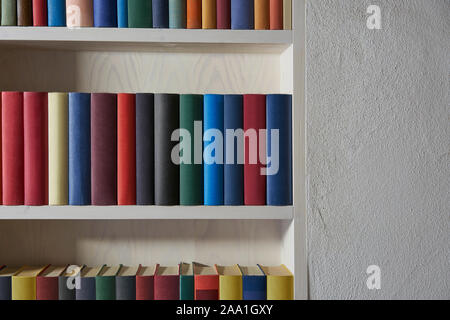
[283,0,292,30]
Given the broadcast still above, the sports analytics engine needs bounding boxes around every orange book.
[193,263,219,300]
[202,0,216,29]
[187,0,202,29]
[270,0,283,30]
[254,0,270,30]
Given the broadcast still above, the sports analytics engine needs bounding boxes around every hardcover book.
[180,263,194,300]
[254,0,270,30]
[153,0,169,28]
[193,263,219,300]
[117,0,127,27]
[187,0,201,29]
[93,0,117,27]
[59,265,83,300]
[127,0,152,28]
[258,264,294,300]
[17,0,33,26]
[136,265,157,300]
[154,265,180,300]
[36,266,67,300]
[96,265,122,300]
[47,0,66,26]
[76,265,105,300]
[216,0,230,29]
[116,266,138,300]
[32,0,48,26]
[169,0,186,28]
[239,265,266,300]
[231,0,253,29]
[269,0,283,30]
[283,0,291,29]
[216,265,243,300]
[66,0,94,27]
[0,267,23,300]
[202,0,216,29]
[12,266,48,300]
[1,0,17,25]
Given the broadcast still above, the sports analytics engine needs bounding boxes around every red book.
[154,265,180,300]
[217,0,230,29]
[193,263,219,300]
[136,265,156,300]
[32,0,48,26]
[2,92,24,206]
[270,0,283,30]
[24,92,48,206]
[36,266,66,300]
[118,94,136,205]
[243,94,266,205]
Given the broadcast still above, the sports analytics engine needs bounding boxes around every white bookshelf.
[0,1,306,299]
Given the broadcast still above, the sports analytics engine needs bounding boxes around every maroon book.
[32,0,48,26]
[217,0,231,29]
[36,266,66,300]
[154,265,180,300]
[136,265,156,300]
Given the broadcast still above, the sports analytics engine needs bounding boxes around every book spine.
[169,0,185,29]
[152,0,168,28]
[17,0,33,26]
[216,0,230,29]
[180,275,194,300]
[24,92,48,206]
[230,0,253,29]
[58,276,76,300]
[219,275,242,300]
[283,0,290,29]
[2,92,24,205]
[136,276,154,300]
[76,277,96,300]
[154,275,180,300]
[93,0,117,27]
[0,96,2,205]
[32,0,48,26]
[269,0,282,29]
[154,94,180,205]
[267,94,292,206]
[254,0,269,30]
[118,93,136,205]
[194,275,219,300]
[68,93,91,205]
[243,275,266,300]
[267,275,294,300]
[224,95,244,205]
[0,277,12,300]
[1,0,17,25]
[48,92,69,205]
[127,0,152,28]
[136,93,155,205]
[96,276,116,300]
[204,94,224,205]
[243,94,266,205]
[36,277,58,300]
[12,277,36,300]
[117,0,127,27]
[116,276,136,300]
[180,94,203,205]
[91,93,117,205]
[186,0,201,29]
[66,0,94,27]
[47,0,66,26]
[202,0,215,29]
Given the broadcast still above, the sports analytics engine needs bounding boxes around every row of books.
[0,92,292,207]
[1,0,292,30]
[0,263,294,300]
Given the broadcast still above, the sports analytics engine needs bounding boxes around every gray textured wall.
[306,0,449,299]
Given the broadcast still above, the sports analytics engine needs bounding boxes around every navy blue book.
[231,0,254,29]
[47,0,66,26]
[204,94,224,206]
[69,93,91,206]
[224,95,244,205]
[266,94,292,206]
[93,0,117,27]
[76,266,104,301]
[117,0,127,27]
[240,265,267,300]
[152,0,169,28]
[0,267,21,300]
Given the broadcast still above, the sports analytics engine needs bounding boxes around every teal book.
[180,263,194,300]
[128,0,152,28]
[96,265,122,300]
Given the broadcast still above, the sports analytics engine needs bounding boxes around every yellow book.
[215,264,242,300]
[48,92,69,205]
[283,0,292,30]
[12,266,48,300]
[259,264,294,300]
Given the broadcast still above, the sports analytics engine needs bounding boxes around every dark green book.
[179,263,194,300]
[1,0,17,26]
[128,0,152,28]
[180,94,203,205]
[96,265,122,300]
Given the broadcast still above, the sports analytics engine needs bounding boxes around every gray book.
[116,266,139,300]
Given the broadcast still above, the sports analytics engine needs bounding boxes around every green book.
[96,265,122,300]
[180,263,194,300]
[180,94,203,205]
[1,0,17,26]
[128,0,152,28]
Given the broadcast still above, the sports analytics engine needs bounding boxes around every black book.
[115,266,138,300]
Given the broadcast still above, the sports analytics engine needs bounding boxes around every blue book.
[169,0,186,28]
[240,265,267,300]
[204,94,224,206]
[117,0,127,28]
[69,93,91,206]
[224,95,244,205]
[47,0,66,26]
[266,94,292,206]
[94,0,117,27]
[152,0,169,28]
[231,0,254,29]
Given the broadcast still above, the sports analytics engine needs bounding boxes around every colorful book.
[116,266,138,300]
[267,94,292,205]
[243,94,266,205]
[32,0,48,26]
[180,94,203,205]
[2,92,24,205]
[117,0,127,27]
[216,265,242,300]
[204,94,224,205]
[47,0,66,26]
[154,265,180,300]
[231,0,253,29]
[1,0,17,25]
[216,0,230,29]
[270,0,283,29]
[91,93,117,205]
[258,264,294,300]
[152,0,168,28]
[93,0,117,27]
[17,0,33,26]
[202,0,216,29]
[193,263,218,300]
[66,0,94,27]
[180,263,194,300]
[76,265,104,300]
[135,93,155,205]
[127,0,152,28]
[187,0,201,29]
[48,92,69,206]
[224,95,244,205]
[96,265,121,300]
[11,266,48,300]
[169,0,186,28]
[59,265,83,300]
[24,92,48,206]
[36,266,67,300]
[254,0,269,30]
[154,94,180,205]
[239,265,266,300]
[0,267,23,300]
[136,265,156,300]
[283,0,291,29]
[118,93,136,205]
[69,93,91,206]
